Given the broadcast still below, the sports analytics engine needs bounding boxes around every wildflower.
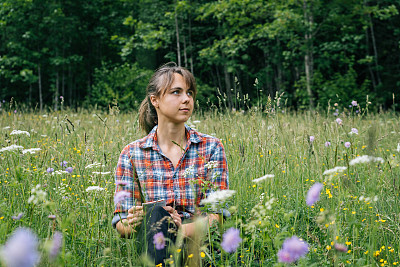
[351,100,357,106]
[333,112,338,116]
[28,184,47,205]
[115,181,128,187]
[153,232,166,250]
[336,118,342,125]
[65,167,73,173]
[334,243,348,252]
[309,136,315,142]
[221,228,242,253]
[344,142,351,148]
[61,161,68,167]
[0,227,40,267]
[193,120,201,124]
[0,145,24,153]
[323,166,347,175]
[277,236,309,263]
[204,161,219,169]
[183,165,195,178]
[48,215,56,220]
[86,186,105,192]
[85,162,104,169]
[11,213,24,221]
[49,231,62,261]
[200,252,205,258]
[22,148,41,154]
[46,168,54,174]
[349,155,384,166]
[92,171,111,175]
[325,141,331,147]
[10,130,30,137]
[252,174,274,183]
[200,190,236,206]
[397,143,400,152]
[350,128,358,135]
[114,191,131,205]
[306,183,323,206]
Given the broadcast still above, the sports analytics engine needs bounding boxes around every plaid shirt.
[112,125,229,227]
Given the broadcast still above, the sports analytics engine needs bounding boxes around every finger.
[128,206,143,213]
[163,206,174,213]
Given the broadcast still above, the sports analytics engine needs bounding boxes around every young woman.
[112,63,229,265]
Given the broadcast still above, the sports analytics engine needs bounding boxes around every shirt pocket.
[142,171,165,202]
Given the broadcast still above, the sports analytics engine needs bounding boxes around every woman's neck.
[156,122,187,149]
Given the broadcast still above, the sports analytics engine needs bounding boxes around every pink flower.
[309,136,315,142]
[221,227,242,253]
[351,100,357,106]
[334,243,348,252]
[153,232,165,250]
[277,236,309,263]
[306,183,323,206]
[336,118,342,125]
[344,142,351,148]
[325,141,331,147]
[114,191,131,205]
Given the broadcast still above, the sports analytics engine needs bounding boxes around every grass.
[0,103,399,266]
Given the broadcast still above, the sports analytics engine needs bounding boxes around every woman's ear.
[150,95,159,108]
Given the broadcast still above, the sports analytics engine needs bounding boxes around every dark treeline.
[0,0,399,111]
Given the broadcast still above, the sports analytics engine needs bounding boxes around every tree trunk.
[303,0,314,108]
[223,64,232,109]
[175,12,181,66]
[188,11,194,74]
[54,70,59,111]
[38,64,43,112]
[368,11,381,85]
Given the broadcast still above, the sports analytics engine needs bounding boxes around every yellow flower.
[200,252,205,258]
[364,251,369,255]
[326,245,331,251]
[275,224,279,228]
[176,249,181,253]
[320,208,324,212]
[188,254,193,258]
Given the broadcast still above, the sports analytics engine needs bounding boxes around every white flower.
[200,190,236,205]
[323,166,347,176]
[22,148,41,154]
[183,165,195,178]
[252,174,274,183]
[349,155,384,166]
[10,130,30,137]
[85,162,104,169]
[193,120,201,124]
[52,171,68,175]
[28,184,47,204]
[2,126,11,130]
[42,114,48,117]
[373,196,378,202]
[0,145,24,153]
[92,171,111,175]
[397,143,400,152]
[41,135,47,137]
[205,161,219,169]
[86,186,105,192]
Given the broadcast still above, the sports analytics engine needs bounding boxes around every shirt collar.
[139,124,202,149]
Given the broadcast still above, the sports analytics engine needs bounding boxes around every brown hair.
[138,62,197,134]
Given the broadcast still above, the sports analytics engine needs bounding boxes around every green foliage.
[88,63,152,111]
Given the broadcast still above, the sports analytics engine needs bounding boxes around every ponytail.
[138,62,197,134]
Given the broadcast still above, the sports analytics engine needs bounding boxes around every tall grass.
[0,104,399,266]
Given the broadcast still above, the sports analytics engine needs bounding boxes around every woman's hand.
[163,206,182,228]
[127,206,144,228]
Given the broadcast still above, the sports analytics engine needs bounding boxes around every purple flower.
[60,96,63,99]
[325,141,331,147]
[334,243,348,252]
[333,112,338,116]
[355,110,359,113]
[306,183,323,206]
[344,142,351,148]
[49,231,62,260]
[351,100,357,106]
[221,227,242,253]
[11,213,24,221]
[309,136,315,142]
[277,236,309,263]
[114,191,131,205]
[336,118,342,125]
[14,110,17,114]
[61,161,68,167]
[65,167,73,173]
[351,128,358,134]
[0,227,40,267]
[48,215,56,220]
[46,167,54,174]
[116,181,128,187]
[153,232,166,250]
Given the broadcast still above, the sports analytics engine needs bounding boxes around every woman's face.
[151,73,194,125]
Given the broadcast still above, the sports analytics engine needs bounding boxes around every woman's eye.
[172,91,180,95]
[187,91,193,96]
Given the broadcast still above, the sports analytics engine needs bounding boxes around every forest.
[0,0,399,111]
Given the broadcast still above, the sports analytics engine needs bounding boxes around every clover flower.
[344,142,351,148]
[49,231,63,260]
[349,155,384,166]
[221,228,242,253]
[153,232,166,250]
[114,191,131,205]
[277,236,309,263]
[0,227,40,267]
[252,174,274,183]
[306,183,323,206]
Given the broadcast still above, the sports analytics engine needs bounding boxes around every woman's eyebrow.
[169,87,184,91]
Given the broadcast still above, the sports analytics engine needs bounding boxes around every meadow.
[0,100,399,266]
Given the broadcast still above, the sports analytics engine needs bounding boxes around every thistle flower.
[306,183,323,206]
[65,167,73,173]
[309,136,315,142]
[0,227,40,267]
[46,168,54,174]
[114,191,131,205]
[351,100,357,106]
[350,128,358,135]
[11,213,24,221]
[336,118,342,125]
[277,236,309,263]
[49,231,62,260]
[153,232,166,250]
[252,174,274,183]
[344,142,351,148]
[221,228,242,253]
[325,141,331,147]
